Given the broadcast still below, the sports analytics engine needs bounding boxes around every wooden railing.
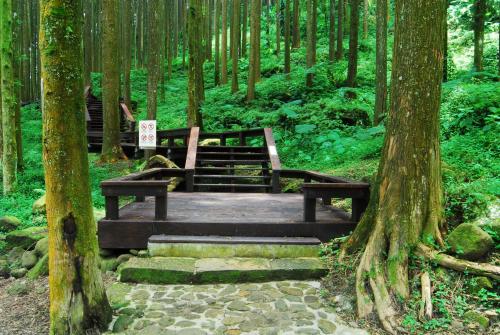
[120,103,136,132]
[185,127,200,191]
[280,169,370,222]
[101,168,186,221]
[199,128,266,146]
[264,128,281,193]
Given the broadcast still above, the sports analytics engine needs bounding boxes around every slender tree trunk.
[340,1,446,333]
[276,0,281,55]
[231,0,240,93]
[1,0,17,194]
[373,0,387,125]
[101,0,125,162]
[363,0,368,39]
[292,0,300,48]
[336,0,343,59]
[84,0,92,87]
[221,0,228,84]
[346,0,359,87]
[284,0,291,75]
[443,0,448,82]
[123,0,132,110]
[215,0,221,85]
[473,0,485,72]
[40,0,112,333]
[265,0,271,48]
[241,0,248,57]
[12,2,22,171]
[329,0,335,62]
[173,0,179,58]
[306,0,317,87]
[187,0,205,128]
[182,0,187,67]
[146,0,162,159]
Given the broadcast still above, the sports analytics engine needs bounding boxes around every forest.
[0,0,499,334]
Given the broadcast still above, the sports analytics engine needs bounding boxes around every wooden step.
[195,167,270,171]
[149,235,321,245]
[194,175,271,179]
[194,183,272,189]
[197,152,268,157]
[197,159,269,165]
[198,145,266,152]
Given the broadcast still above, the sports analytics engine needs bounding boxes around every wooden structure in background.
[98,127,370,249]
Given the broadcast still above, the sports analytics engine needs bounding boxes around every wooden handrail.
[264,128,281,171]
[185,127,200,191]
[120,103,135,123]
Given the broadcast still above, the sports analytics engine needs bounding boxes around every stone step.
[119,257,327,285]
[148,235,322,258]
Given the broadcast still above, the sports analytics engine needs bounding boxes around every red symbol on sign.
[141,135,147,141]
[148,124,154,130]
[141,123,147,130]
[148,135,154,141]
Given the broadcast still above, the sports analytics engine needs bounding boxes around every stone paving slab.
[119,257,328,285]
[105,280,369,335]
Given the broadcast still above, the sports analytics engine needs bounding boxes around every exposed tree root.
[419,272,432,321]
[415,243,500,281]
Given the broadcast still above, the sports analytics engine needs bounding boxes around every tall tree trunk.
[247,0,261,101]
[0,0,18,194]
[265,0,271,48]
[276,0,281,55]
[39,0,112,332]
[306,0,317,87]
[173,0,179,58]
[443,0,448,82]
[241,0,248,57]
[373,0,387,125]
[328,0,335,62]
[336,0,343,59]
[363,0,368,39]
[346,0,359,87]
[340,1,446,333]
[146,0,162,160]
[84,0,93,87]
[215,0,221,85]
[101,0,125,162]
[292,0,300,48]
[231,0,240,93]
[12,1,22,171]
[182,0,187,67]
[221,0,228,84]
[122,0,132,110]
[187,0,205,128]
[284,0,291,75]
[473,0,485,72]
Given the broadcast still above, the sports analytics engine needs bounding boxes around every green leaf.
[295,124,316,134]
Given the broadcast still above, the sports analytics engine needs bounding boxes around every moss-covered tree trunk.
[39,0,112,333]
[292,0,300,48]
[328,0,335,62]
[215,0,221,86]
[221,0,228,84]
[346,0,359,87]
[247,0,261,101]
[363,0,368,39]
[241,0,248,57]
[336,0,343,59]
[187,0,205,128]
[0,0,17,194]
[275,0,281,55]
[443,0,449,82]
[373,0,387,125]
[122,0,132,110]
[146,0,162,159]
[284,0,291,75]
[231,0,240,93]
[101,0,125,163]
[306,0,317,87]
[473,0,485,72]
[340,0,446,333]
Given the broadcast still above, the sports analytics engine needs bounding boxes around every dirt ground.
[0,277,49,335]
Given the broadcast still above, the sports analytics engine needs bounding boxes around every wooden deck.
[98,192,356,249]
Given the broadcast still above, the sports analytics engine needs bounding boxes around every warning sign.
[139,120,156,149]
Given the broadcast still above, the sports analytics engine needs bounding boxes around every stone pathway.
[106,280,368,335]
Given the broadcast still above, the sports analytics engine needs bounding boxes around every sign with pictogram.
[139,120,156,149]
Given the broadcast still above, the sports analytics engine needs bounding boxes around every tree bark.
[306,0,317,87]
[336,0,343,59]
[473,0,485,72]
[241,0,248,57]
[221,0,228,84]
[101,0,126,163]
[276,0,281,55]
[443,0,448,82]
[187,0,205,128]
[292,0,300,48]
[215,0,221,85]
[363,0,368,39]
[346,0,360,87]
[247,0,261,101]
[328,0,335,62]
[39,0,112,332]
[231,0,240,93]
[340,0,446,333]
[373,0,387,125]
[0,0,18,194]
[284,0,291,75]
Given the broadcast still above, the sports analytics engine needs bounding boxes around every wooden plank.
[264,128,282,171]
[148,235,322,245]
[185,127,200,170]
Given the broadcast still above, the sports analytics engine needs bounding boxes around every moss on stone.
[106,282,132,310]
[464,310,490,329]
[447,223,494,260]
[0,216,21,232]
[5,226,48,250]
[119,257,196,284]
[27,253,49,279]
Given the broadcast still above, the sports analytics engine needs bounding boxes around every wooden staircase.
[185,128,281,193]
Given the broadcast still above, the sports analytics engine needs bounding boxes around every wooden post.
[352,197,369,222]
[304,195,316,222]
[155,195,168,220]
[105,196,119,220]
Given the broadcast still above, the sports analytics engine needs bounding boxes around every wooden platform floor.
[98,192,356,249]
[119,192,351,223]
